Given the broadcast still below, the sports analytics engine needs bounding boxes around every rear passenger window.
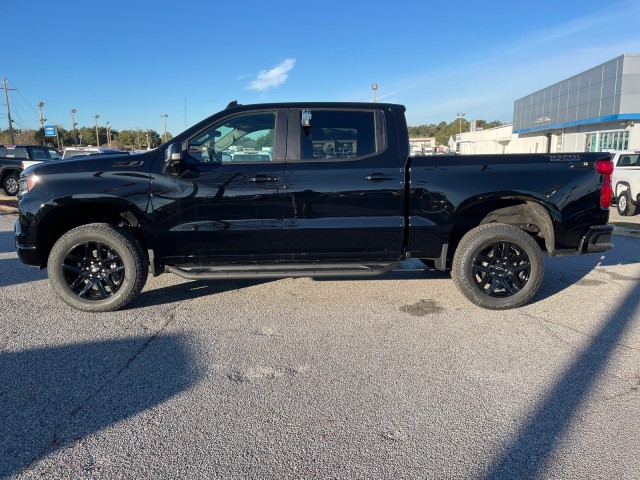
[31,147,48,160]
[299,110,385,161]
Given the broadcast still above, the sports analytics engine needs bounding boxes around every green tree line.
[409,119,504,146]
[0,126,173,149]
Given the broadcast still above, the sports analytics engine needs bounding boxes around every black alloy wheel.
[61,240,125,300]
[48,223,147,311]
[470,241,531,297]
[452,223,544,309]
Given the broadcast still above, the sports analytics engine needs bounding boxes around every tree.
[254,130,274,149]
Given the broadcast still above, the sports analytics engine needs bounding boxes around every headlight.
[19,174,39,195]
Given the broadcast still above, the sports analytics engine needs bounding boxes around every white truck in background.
[611,150,640,216]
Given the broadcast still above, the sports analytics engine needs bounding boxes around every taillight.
[596,158,614,175]
[596,158,613,208]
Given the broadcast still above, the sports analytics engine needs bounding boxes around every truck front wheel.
[48,224,148,312]
[452,224,544,309]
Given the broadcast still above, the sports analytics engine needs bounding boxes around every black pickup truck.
[15,102,614,311]
[0,145,63,195]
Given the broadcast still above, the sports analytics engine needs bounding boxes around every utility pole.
[2,75,16,144]
[38,102,46,145]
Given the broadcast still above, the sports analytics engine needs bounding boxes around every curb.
[0,205,18,214]
[612,225,640,238]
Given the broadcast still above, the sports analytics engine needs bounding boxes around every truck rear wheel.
[452,223,543,309]
[2,173,19,196]
[616,190,637,216]
[48,224,148,312]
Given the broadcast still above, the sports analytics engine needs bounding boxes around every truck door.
[283,107,406,261]
[150,108,288,263]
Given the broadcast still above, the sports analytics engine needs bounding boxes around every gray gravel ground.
[1,211,639,479]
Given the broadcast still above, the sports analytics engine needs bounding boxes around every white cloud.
[248,59,296,92]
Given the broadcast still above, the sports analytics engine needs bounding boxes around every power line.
[4,76,45,129]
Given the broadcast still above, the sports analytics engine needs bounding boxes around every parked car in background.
[62,147,127,160]
[0,145,62,195]
[611,150,640,216]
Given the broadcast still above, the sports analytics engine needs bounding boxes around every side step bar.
[165,262,401,280]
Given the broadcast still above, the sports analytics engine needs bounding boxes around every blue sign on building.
[44,125,57,137]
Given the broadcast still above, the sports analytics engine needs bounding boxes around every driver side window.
[187,112,276,164]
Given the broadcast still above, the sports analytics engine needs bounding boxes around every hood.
[25,151,157,177]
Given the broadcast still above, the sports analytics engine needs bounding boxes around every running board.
[165,262,400,280]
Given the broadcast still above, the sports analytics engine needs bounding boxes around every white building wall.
[457,124,550,154]
[455,122,638,154]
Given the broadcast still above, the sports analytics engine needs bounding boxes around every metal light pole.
[105,121,111,147]
[372,83,378,103]
[457,112,465,134]
[161,113,168,143]
[94,114,100,146]
[70,108,78,146]
[38,102,46,145]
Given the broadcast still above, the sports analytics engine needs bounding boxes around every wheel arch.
[449,198,556,256]
[614,181,634,203]
[34,200,149,266]
[1,167,20,191]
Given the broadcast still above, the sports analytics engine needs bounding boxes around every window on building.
[586,131,629,152]
[598,131,629,151]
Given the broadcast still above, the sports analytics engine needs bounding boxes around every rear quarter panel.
[407,153,609,258]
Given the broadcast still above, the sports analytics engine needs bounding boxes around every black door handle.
[249,175,279,183]
[365,173,395,182]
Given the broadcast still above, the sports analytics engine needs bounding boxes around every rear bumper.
[577,224,614,254]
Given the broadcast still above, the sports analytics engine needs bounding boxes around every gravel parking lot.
[1,206,639,479]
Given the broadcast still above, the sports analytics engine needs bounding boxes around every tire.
[2,173,19,196]
[47,223,148,312]
[616,190,637,216]
[452,223,544,310]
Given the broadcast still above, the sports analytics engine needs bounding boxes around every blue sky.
[2,0,639,135]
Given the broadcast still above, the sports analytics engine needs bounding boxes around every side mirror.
[165,143,183,163]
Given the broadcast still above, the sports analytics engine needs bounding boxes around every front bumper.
[14,218,40,266]
[577,224,614,254]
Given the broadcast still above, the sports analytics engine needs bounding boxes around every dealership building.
[453,53,640,154]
